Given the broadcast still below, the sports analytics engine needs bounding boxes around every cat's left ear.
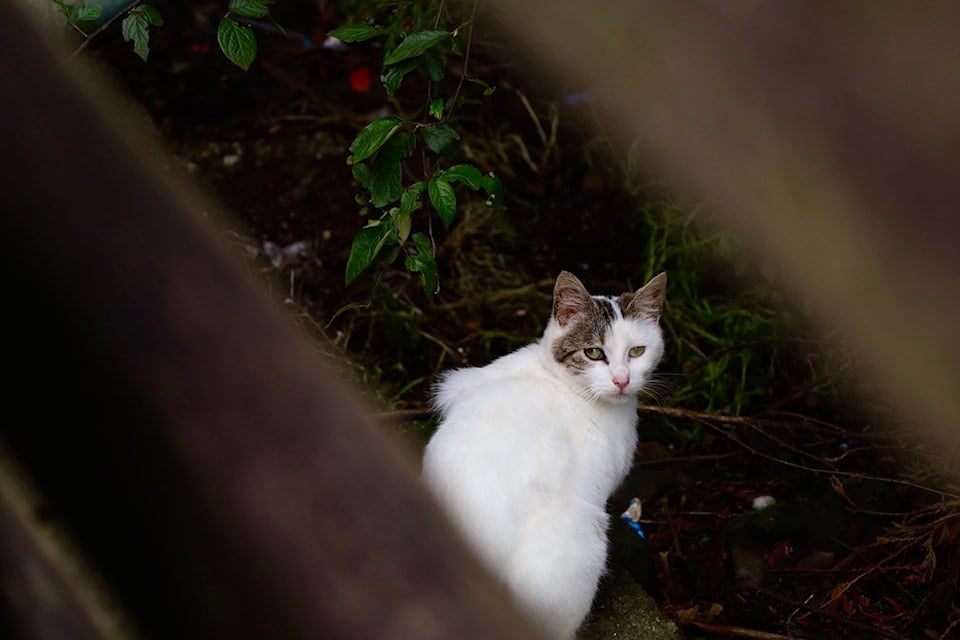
[625,272,667,321]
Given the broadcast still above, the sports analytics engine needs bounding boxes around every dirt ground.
[83,3,960,639]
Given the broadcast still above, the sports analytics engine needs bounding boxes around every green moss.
[580,570,680,640]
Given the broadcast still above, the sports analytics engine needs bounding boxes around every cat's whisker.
[644,379,674,395]
[639,390,666,405]
[641,374,677,401]
[576,386,602,407]
[636,380,671,405]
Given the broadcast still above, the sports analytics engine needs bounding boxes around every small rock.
[752,495,776,510]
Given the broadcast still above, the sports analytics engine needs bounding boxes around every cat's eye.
[628,345,646,358]
[583,347,605,361]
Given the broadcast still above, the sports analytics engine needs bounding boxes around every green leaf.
[328,23,384,43]
[369,157,401,208]
[352,162,372,190]
[51,0,71,20]
[481,173,505,208]
[217,17,257,70]
[229,0,272,19]
[451,28,468,56]
[405,233,438,295]
[74,3,103,23]
[139,4,164,26]
[345,221,395,284]
[420,123,460,156]
[348,116,402,165]
[428,178,457,226]
[383,29,448,65]
[122,13,152,62]
[380,60,415,96]
[468,77,496,96]
[417,47,445,82]
[394,210,412,244]
[439,164,484,190]
[369,131,414,207]
[428,98,444,120]
[399,183,425,216]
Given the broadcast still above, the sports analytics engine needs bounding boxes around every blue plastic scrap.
[620,498,646,540]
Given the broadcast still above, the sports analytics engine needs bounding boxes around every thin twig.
[687,620,795,639]
[825,543,912,607]
[447,0,480,122]
[937,611,960,640]
[757,587,904,640]
[738,415,842,470]
[504,133,540,174]
[420,329,460,362]
[637,403,960,500]
[516,90,549,146]
[69,0,143,61]
[433,0,447,28]
[375,408,437,422]
[633,452,738,466]
[636,403,755,425]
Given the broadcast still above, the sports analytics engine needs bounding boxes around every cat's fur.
[422,271,666,639]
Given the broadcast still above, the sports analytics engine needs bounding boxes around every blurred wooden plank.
[0,3,540,638]
[489,0,960,448]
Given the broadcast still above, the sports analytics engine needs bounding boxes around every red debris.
[349,67,372,92]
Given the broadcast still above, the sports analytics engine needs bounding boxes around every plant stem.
[433,0,447,28]
[68,0,144,61]
[447,0,479,122]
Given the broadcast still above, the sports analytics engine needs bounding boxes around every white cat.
[423,271,666,639]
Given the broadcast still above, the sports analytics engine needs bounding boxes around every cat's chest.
[494,387,638,502]
[558,400,638,494]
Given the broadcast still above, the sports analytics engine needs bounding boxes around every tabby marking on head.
[548,271,666,394]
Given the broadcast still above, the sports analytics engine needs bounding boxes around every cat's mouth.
[606,389,635,403]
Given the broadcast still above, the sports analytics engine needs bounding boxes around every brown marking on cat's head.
[551,272,616,372]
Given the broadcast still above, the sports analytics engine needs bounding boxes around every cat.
[422,270,666,639]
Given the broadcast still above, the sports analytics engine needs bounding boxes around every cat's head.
[543,271,666,403]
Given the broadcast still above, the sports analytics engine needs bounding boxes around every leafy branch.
[332,1,502,296]
[55,0,279,68]
[56,0,163,61]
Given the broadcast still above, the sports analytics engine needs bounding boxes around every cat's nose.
[613,373,630,390]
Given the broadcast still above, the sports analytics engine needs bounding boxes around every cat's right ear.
[553,271,593,328]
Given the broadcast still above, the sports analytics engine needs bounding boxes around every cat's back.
[433,343,554,419]
[423,344,587,568]
[426,343,577,485]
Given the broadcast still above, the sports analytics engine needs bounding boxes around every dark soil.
[82,3,960,639]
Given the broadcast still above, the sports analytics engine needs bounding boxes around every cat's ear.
[553,271,593,328]
[625,272,667,321]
